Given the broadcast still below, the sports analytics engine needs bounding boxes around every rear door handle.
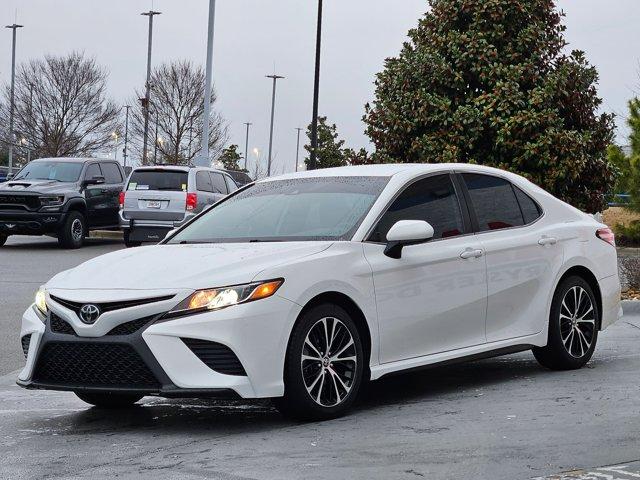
[538,236,558,246]
[460,248,484,260]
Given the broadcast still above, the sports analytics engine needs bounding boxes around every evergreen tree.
[218,144,244,171]
[608,98,640,211]
[305,117,348,169]
[364,0,615,213]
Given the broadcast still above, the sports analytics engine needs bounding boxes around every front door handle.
[538,236,558,246]
[460,248,484,260]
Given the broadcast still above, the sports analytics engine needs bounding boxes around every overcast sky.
[1,0,639,173]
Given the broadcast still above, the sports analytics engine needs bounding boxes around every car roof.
[259,163,526,182]
[32,157,118,164]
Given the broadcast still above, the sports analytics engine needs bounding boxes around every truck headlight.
[168,279,283,317]
[39,195,65,211]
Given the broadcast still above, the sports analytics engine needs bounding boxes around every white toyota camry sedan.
[18,164,622,420]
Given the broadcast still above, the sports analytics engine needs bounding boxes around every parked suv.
[120,166,238,247]
[0,158,125,249]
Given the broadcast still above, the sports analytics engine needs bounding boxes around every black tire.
[57,211,86,249]
[0,234,7,247]
[533,275,599,371]
[124,230,142,248]
[274,303,365,421]
[75,392,143,408]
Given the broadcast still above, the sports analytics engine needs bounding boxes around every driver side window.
[84,164,102,181]
[369,174,465,243]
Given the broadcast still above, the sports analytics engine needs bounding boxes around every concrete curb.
[622,300,640,315]
[89,230,123,240]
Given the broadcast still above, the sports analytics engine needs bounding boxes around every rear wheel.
[58,211,86,249]
[124,230,142,248]
[533,276,599,370]
[0,234,7,246]
[274,303,364,421]
[75,392,143,408]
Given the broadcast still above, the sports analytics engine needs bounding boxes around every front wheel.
[533,276,599,371]
[0,234,7,247]
[58,211,86,249]
[274,303,365,421]
[75,392,143,408]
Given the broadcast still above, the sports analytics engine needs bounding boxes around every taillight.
[596,227,616,247]
[186,193,197,211]
[118,191,125,208]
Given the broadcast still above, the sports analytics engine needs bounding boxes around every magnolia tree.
[364,0,615,212]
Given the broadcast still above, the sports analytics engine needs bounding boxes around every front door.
[363,174,488,364]
[83,163,108,227]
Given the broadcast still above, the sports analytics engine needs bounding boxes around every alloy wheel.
[71,219,84,242]
[301,317,358,407]
[560,286,596,359]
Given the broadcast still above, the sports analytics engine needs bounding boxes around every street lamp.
[309,0,323,171]
[243,122,252,171]
[295,127,303,172]
[111,132,119,161]
[141,10,161,165]
[197,0,217,167]
[123,105,131,168]
[266,74,285,177]
[6,23,24,175]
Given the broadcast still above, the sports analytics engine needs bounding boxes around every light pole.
[141,10,161,166]
[6,23,23,175]
[197,0,217,167]
[243,122,252,171]
[309,0,323,171]
[111,132,119,161]
[253,148,260,180]
[153,110,159,164]
[295,127,303,172]
[266,74,285,177]
[123,105,131,168]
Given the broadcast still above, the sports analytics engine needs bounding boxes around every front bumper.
[18,292,301,399]
[0,211,67,235]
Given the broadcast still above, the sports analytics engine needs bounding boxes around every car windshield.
[13,161,84,182]
[168,176,390,243]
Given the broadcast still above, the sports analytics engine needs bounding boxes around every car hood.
[0,179,76,194]
[47,242,334,291]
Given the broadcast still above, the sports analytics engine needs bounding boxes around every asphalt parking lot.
[1,236,639,480]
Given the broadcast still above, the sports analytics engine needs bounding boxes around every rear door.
[83,163,109,227]
[459,173,561,342]
[209,171,229,202]
[99,162,124,226]
[123,169,188,222]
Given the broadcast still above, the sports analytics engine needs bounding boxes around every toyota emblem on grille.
[79,304,101,324]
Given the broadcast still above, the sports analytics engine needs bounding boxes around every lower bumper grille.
[181,338,247,376]
[33,342,160,389]
[21,334,31,358]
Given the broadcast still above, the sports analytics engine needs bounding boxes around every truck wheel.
[58,211,86,249]
[124,230,142,248]
[0,234,7,247]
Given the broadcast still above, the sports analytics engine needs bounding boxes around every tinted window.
[128,170,188,192]
[196,171,213,192]
[169,176,389,243]
[210,172,228,194]
[225,175,238,193]
[84,164,102,180]
[100,163,123,184]
[13,161,84,182]
[463,174,524,232]
[514,186,542,224]
[369,175,465,242]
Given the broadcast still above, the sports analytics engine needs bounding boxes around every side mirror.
[6,173,14,180]
[84,175,105,186]
[384,220,435,259]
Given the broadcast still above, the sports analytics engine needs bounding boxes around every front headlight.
[39,195,65,210]
[168,279,284,317]
[35,288,48,316]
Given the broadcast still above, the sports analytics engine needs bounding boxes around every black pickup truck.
[0,158,125,249]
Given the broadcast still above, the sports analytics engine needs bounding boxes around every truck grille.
[33,342,160,389]
[181,338,247,376]
[0,194,40,211]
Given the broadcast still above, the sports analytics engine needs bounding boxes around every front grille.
[50,313,76,335]
[182,338,247,376]
[107,317,154,336]
[50,294,175,315]
[33,342,160,389]
[0,194,40,211]
[21,334,32,358]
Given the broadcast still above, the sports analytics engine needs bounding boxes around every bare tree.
[130,60,227,166]
[0,52,119,160]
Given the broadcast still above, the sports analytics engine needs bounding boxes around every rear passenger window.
[210,173,228,194]
[514,186,542,224]
[101,163,123,184]
[225,175,238,193]
[369,174,465,242]
[84,164,102,180]
[196,171,213,193]
[462,174,524,232]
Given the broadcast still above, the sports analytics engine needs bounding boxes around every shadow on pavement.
[4,237,123,250]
